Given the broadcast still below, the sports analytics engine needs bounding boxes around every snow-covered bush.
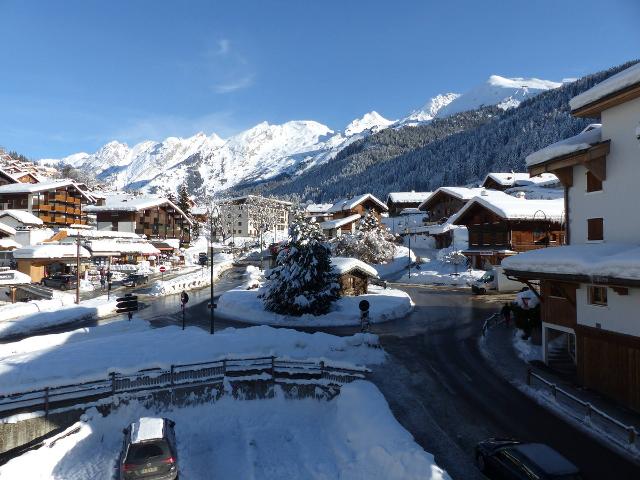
[436,247,468,268]
[333,211,396,264]
[260,212,339,316]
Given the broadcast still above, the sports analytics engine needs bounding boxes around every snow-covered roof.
[0,179,95,201]
[0,238,21,249]
[504,184,564,200]
[0,210,44,226]
[454,190,564,223]
[305,203,333,214]
[0,222,16,236]
[130,417,165,444]
[191,206,208,215]
[386,192,432,204]
[60,228,142,240]
[502,243,640,281]
[328,194,388,213]
[85,240,161,256]
[320,214,361,230]
[331,256,379,278]
[12,243,91,259]
[85,194,193,225]
[418,187,486,211]
[426,212,462,235]
[0,269,32,285]
[399,207,422,215]
[570,62,640,112]
[525,124,602,167]
[482,172,559,187]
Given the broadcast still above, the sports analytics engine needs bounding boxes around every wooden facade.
[0,184,90,227]
[332,198,386,222]
[338,270,369,296]
[456,203,565,268]
[387,199,423,216]
[419,191,466,223]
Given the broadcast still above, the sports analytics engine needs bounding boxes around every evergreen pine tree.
[177,183,191,216]
[260,211,339,316]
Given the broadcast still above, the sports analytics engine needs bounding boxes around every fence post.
[628,427,637,445]
[170,365,175,387]
[320,361,325,378]
[111,372,117,395]
[526,368,531,386]
[585,403,592,421]
[223,359,227,375]
[270,356,275,379]
[551,384,557,399]
[44,387,49,417]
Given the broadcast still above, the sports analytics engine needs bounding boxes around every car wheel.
[476,453,487,472]
[60,284,67,291]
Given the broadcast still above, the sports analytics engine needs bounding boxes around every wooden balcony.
[54,215,67,223]
[36,204,52,212]
[54,194,68,203]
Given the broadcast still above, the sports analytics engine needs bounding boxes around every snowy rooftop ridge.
[0,179,95,202]
[12,243,91,259]
[85,193,193,224]
[570,62,640,112]
[386,191,432,204]
[130,417,165,443]
[0,210,44,226]
[525,124,602,167]
[453,190,564,223]
[483,172,559,187]
[306,203,333,214]
[331,256,379,278]
[502,243,640,281]
[320,214,361,230]
[327,194,388,214]
[0,222,16,236]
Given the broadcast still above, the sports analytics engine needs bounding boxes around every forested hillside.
[241,61,637,203]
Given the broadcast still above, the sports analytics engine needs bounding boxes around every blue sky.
[1,0,639,158]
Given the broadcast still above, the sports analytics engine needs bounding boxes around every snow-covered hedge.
[149,254,233,296]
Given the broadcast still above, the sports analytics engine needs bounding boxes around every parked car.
[122,273,149,287]
[475,439,582,480]
[119,417,178,480]
[40,274,77,291]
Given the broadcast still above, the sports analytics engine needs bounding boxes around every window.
[587,218,603,241]
[588,286,608,306]
[237,221,242,226]
[586,171,602,192]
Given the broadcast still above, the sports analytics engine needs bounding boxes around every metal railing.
[0,356,368,417]
[481,313,502,336]
[527,369,638,448]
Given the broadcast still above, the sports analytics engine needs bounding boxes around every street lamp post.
[75,233,81,304]
[532,210,548,247]
[209,205,220,334]
[404,227,411,279]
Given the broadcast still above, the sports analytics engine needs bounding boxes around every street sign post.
[181,291,189,330]
[359,300,370,333]
[116,294,138,321]
[159,265,166,282]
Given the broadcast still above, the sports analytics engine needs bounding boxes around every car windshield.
[126,440,170,464]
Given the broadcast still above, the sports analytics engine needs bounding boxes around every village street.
[99,272,640,479]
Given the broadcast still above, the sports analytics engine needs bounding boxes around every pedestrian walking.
[100,275,106,291]
[501,302,511,327]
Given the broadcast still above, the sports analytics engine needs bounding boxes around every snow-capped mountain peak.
[344,111,394,136]
[400,93,460,125]
[435,75,562,118]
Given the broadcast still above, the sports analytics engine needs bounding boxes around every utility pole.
[209,204,219,334]
[75,233,81,304]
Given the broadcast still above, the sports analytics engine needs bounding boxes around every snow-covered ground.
[149,253,233,296]
[512,330,542,362]
[0,294,118,340]
[372,245,417,278]
[217,267,412,327]
[0,322,384,395]
[0,381,451,480]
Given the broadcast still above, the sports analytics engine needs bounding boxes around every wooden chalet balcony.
[53,204,67,213]
[39,214,54,223]
[36,204,52,212]
[54,215,67,223]
[54,194,68,203]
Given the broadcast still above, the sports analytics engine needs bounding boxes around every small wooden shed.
[331,256,379,296]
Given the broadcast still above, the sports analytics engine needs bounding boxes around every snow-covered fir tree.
[260,211,339,316]
[334,210,396,264]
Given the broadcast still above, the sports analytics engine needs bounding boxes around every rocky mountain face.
[41,74,564,198]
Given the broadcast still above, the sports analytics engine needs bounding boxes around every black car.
[119,417,178,480]
[41,274,77,290]
[122,273,149,287]
[475,439,582,480]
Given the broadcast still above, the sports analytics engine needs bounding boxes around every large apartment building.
[503,63,640,412]
[221,195,292,239]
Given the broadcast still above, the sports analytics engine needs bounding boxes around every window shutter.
[587,218,604,241]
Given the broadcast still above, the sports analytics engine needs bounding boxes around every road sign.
[116,294,139,314]
[359,300,370,312]
[181,291,189,305]
[159,266,166,273]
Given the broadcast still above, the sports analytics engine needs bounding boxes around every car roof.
[129,417,166,444]
[512,443,579,475]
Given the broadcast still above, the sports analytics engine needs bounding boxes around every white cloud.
[213,74,254,94]
[216,38,230,55]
